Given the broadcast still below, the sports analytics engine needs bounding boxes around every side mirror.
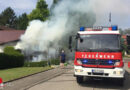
[80,38,83,43]
[69,36,72,51]
[76,33,80,39]
[76,33,83,43]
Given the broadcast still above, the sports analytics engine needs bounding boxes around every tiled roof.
[0,30,25,44]
[0,26,14,30]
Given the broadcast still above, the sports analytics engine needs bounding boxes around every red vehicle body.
[74,52,123,68]
[69,26,125,85]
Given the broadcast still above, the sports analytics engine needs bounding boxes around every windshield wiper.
[78,48,119,52]
[97,48,114,52]
[78,48,92,52]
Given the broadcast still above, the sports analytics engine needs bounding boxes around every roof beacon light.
[108,27,112,31]
[80,27,85,31]
[79,26,118,31]
[112,25,118,31]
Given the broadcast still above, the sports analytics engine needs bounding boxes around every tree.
[119,28,124,35]
[16,13,28,30]
[124,28,130,34]
[28,0,49,21]
[0,7,17,28]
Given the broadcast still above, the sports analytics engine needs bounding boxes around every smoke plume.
[16,0,130,60]
[15,0,96,59]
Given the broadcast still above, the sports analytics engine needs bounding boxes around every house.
[121,35,127,45]
[0,27,25,52]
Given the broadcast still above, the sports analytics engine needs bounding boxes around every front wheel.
[118,78,124,86]
[76,76,83,84]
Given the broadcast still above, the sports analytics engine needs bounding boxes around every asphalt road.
[28,63,130,90]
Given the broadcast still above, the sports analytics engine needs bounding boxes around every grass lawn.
[0,67,52,82]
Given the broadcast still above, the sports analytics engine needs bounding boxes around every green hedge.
[24,61,48,67]
[0,46,24,69]
[50,59,60,65]
[24,59,60,67]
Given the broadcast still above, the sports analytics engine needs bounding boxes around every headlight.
[113,71,123,75]
[114,60,120,66]
[77,59,82,64]
[75,69,83,72]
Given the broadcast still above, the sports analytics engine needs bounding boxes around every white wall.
[0,41,18,53]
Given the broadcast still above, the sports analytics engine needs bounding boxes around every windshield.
[77,34,120,52]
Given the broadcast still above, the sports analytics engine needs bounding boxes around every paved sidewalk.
[28,63,130,90]
[2,65,73,90]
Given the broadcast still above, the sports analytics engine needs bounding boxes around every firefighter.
[60,50,66,68]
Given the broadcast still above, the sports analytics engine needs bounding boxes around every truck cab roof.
[78,30,120,35]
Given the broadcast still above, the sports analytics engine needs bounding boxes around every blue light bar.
[82,59,88,64]
[80,27,85,31]
[108,60,113,64]
[112,25,118,31]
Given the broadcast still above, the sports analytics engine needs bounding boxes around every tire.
[76,76,83,84]
[118,78,124,86]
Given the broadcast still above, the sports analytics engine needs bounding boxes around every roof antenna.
[109,12,111,23]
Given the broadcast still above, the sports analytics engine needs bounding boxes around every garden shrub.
[0,46,24,69]
[24,58,60,67]
[24,61,48,67]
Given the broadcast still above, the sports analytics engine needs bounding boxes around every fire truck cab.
[69,26,125,85]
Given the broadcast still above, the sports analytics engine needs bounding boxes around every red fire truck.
[69,26,125,85]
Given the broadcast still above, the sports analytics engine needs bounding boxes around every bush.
[0,46,24,69]
[24,59,60,67]
[4,46,22,55]
[24,61,48,67]
[50,59,60,65]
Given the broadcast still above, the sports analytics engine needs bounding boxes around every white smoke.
[16,19,67,52]
[15,0,96,57]
[15,0,129,60]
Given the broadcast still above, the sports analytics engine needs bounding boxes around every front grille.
[81,59,117,66]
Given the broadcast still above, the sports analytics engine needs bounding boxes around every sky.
[92,0,130,30]
[0,0,53,15]
[0,0,130,29]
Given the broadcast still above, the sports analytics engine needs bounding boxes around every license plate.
[92,69,104,73]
